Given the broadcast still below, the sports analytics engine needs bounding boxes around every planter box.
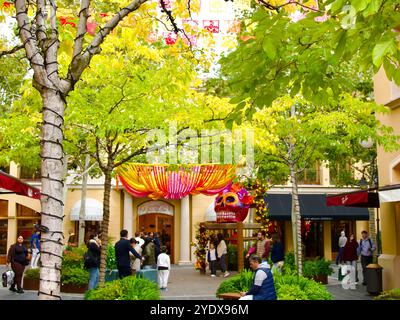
[105,269,119,282]
[23,278,39,291]
[311,275,328,284]
[61,283,88,293]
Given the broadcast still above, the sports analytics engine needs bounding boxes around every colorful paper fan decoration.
[116,163,236,200]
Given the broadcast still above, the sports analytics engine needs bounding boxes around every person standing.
[270,234,284,273]
[359,230,376,286]
[153,232,161,260]
[207,242,218,277]
[86,234,101,290]
[30,230,41,268]
[342,234,359,290]
[7,235,30,294]
[217,233,229,277]
[239,255,277,300]
[129,238,142,275]
[336,230,347,265]
[157,246,171,291]
[256,231,271,262]
[115,230,143,279]
[142,237,157,269]
[134,231,145,248]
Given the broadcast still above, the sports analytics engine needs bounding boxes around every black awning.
[264,194,370,221]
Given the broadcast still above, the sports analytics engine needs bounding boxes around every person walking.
[157,246,171,291]
[7,235,30,294]
[207,242,218,277]
[336,230,347,265]
[30,230,41,268]
[358,230,376,286]
[217,233,229,277]
[115,230,143,279]
[342,234,359,290]
[270,234,284,273]
[85,234,101,290]
[239,255,277,300]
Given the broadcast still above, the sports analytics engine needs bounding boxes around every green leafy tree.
[250,94,398,273]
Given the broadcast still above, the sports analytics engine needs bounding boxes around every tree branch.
[0,45,24,59]
[73,0,90,59]
[62,0,149,93]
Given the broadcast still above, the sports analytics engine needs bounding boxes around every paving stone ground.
[0,263,374,301]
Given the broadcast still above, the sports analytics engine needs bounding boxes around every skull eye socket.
[226,196,236,203]
[217,197,223,204]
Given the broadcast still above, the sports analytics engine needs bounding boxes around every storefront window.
[330,220,355,253]
[0,219,7,255]
[0,200,7,217]
[16,204,40,248]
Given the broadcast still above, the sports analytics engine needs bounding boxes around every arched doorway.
[138,201,174,261]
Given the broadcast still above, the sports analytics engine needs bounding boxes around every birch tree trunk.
[78,154,90,246]
[289,165,303,275]
[99,166,113,284]
[38,90,66,300]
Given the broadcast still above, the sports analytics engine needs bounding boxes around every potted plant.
[23,268,40,290]
[60,267,89,293]
[303,258,333,284]
[105,244,119,282]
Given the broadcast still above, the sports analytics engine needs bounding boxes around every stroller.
[2,269,15,288]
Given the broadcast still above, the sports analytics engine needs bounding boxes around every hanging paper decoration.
[164,32,178,45]
[86,22,97,36]
[117,163,235,200]
[214,183,254,223]
[203,20,220,33]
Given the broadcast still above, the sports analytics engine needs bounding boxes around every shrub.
[374,288,400,300]
[106,244,117,270]
[63,245,87,269]
[85,276,160,300]
[302,258,333,277]
[216,269,253,296]
[61,267,89,286]
[282,251,297,275]
[216,269,332,300]
[24,268,40,279]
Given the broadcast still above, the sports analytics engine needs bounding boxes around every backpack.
[358,238,373,255]
[84,250,97,269]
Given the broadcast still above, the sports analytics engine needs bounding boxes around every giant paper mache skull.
[214,183,254,223]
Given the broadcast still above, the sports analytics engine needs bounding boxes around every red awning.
[0,171,41,199]
[326,190,379,208]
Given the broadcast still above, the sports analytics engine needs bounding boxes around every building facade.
[374,68,400,290]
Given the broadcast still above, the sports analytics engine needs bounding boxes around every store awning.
[0,170,41,199]
[265,194,370,221]
[70,198,103,221]
[379,184,400,203]
[326,190,380,208]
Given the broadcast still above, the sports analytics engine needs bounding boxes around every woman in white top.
[129,238,142,274]
[157,246,171,291]
[217,233,230,278]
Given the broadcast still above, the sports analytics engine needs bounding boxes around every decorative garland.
[191,224,209,272]
[244,179,276,237]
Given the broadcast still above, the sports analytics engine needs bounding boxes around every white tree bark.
[290,165,303,275]
[13,0,148,299]
[78,154,90,246]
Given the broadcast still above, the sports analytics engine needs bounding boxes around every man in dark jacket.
[239,255,277,300]
[115,230,143,278]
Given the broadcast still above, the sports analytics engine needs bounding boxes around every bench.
[218,292,242,300]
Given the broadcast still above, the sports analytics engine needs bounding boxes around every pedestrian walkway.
[0,264,375,300]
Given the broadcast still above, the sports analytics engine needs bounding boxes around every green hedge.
[303,258,334,277]
[216,270,332,300]
[24,268,40,279]
[84,276,160,300]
